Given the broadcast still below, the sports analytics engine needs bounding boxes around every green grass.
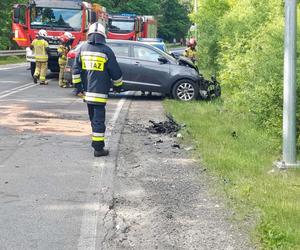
[164,99,300,249]
[0,56,26,65]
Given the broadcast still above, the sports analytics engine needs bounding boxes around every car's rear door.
[107,42,132,85]
[129,44,170,92]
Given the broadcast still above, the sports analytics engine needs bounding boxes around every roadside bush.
[192,0,300,248]
[194,0,297,137]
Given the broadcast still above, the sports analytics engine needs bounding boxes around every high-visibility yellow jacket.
[183,47,197,63]
[31,38,49,62]
[58,45,68,65]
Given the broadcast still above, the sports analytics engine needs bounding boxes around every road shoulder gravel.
[103,97,254,250]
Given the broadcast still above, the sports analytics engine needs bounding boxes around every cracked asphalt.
[0,64,253,249]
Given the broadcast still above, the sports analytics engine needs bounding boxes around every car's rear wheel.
[172,79,199,101]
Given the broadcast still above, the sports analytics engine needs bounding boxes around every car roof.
[106,39,164,49]
[137,38,164,42]
[75,39,170,55]
[106,39,143,44]
[76,39,162,50]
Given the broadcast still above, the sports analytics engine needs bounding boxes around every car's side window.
[109,44,129,57]
[133,46,161,62]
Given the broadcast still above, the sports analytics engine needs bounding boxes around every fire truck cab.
[107,14,157,41]
[12,0,107,76]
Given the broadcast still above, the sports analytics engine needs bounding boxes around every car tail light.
[67,50,77,59]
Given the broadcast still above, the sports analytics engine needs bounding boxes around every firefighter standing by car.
[72,22,123,157]
[58,32,74,88]
[183,38,197,64]
[31,29,49,85]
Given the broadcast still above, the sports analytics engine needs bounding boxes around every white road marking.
[0,83,36,99]
[77,96,127,250]
[0,82,35,95]
[0,81,19,83]
[0,64,27,71]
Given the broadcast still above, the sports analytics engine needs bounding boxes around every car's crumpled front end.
[177,56,199,72]
[176,56,221,99]
[197,74,221,100]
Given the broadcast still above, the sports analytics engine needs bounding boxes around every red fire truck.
[107,14,157,40]
[12,0,108,76]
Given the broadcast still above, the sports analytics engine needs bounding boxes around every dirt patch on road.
[0,105,90,136]
[103,99,254,250]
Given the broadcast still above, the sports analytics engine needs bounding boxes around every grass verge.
[164,99,300,249]
[166,43,184,49]
[0,56,26,65]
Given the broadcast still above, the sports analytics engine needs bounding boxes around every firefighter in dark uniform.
[72,22,123,157]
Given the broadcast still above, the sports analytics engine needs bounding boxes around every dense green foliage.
[0,0,26,49]
[95,0,161,15]
[191,1,300,248]
[194,0,296,136]
[157,0,191,41]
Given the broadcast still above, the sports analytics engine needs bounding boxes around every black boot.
[33,76,38,84]
[94,149,109,157]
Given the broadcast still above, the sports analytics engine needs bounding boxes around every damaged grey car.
[65,39,221,101]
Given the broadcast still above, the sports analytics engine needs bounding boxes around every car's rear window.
[108,43,129,57]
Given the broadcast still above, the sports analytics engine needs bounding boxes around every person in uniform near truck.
[31,29,49,85]
[183,38,197,64]
[72,22,123,157]
[58,32,74,88]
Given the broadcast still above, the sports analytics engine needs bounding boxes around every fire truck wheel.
[30,62,36,78]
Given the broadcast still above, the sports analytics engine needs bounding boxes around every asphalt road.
[0,64,131,250]
[0,64,253,250]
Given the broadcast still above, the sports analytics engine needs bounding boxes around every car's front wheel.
[172,79,199,101]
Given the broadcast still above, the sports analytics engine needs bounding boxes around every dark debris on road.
[146,114,182,135]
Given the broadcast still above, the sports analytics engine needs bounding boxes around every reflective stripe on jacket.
[31,39,49,62]
[72,40,123,105]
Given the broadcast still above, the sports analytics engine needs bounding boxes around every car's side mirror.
[158,56,168,64]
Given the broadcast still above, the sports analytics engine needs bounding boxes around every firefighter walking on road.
[31,29,49,85]
[58,32,73,88]
[184,38,197,64]
[72,22,123,157]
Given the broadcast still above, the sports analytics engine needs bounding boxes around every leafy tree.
[95,0,161,15]
[0,0,28,49]
[158,0,191,42]
[193,0,297,137]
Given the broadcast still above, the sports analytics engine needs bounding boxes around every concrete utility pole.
[278,0,300,168]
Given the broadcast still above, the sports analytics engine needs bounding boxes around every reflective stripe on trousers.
[34,62,48,81]
[72,74,81,84]
[84,92,108,104]
[88,104,106,151]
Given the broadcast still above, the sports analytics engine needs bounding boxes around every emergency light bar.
[120,13,136,17]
